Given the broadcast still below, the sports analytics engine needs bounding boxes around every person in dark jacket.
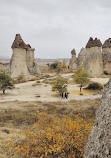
[65,92,69,99]
[62,92,64,99]
[65,92,67,99]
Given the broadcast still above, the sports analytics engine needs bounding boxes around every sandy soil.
[0,74,109,102]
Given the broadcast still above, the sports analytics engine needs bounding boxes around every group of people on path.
[61,92,69,99]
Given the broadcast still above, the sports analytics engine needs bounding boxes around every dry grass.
[0,99,100,157]
[71,89,102,96]
[38,65,50,73]
[32,80,41,86]
[42,77,58,84]
[0,65,9,71]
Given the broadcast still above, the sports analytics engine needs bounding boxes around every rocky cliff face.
[84,78,111,158]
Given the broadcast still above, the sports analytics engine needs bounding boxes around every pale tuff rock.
[102,50,111,74]
[10,34,40,78]
[84,37,103,76]
[78,48,86,67]
[84,78,111,158]
[10,48,30,78]
[83,51,103,77]
[102,38,111,74]
[69,49,77,69]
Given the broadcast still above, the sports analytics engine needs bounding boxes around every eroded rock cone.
[10,34,41,78]
[84,78,111,158]
[11,34,28,49]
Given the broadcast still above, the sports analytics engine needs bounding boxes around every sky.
[0,0,111,59]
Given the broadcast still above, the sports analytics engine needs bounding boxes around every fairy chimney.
[10,34,40,78]
[83,37,103,76]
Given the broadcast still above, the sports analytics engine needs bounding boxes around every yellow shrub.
[6,112,94,158]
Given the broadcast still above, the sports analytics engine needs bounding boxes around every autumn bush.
[6,112,94,158]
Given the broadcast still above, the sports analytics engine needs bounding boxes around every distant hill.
[36,58,69,62]
[0,58,70,67]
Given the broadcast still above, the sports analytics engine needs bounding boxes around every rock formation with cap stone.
[69,37,103,76]
[10,34,40,78]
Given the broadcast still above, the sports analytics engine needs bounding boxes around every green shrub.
[74,66,90,92]
[52,78,68,96]
[50,62,58,69]
[0,72,14,94]
[87,82,103,90]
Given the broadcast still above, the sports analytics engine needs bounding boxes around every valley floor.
[0,73,109,102]
[0,72,109,157]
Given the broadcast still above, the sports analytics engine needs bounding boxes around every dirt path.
[0,75,109,102]
[0,95,102,103]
